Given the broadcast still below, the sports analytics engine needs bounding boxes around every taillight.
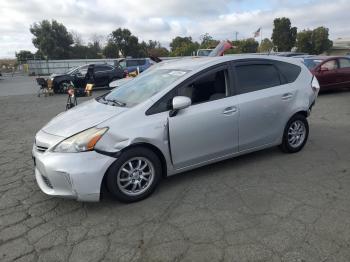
[311,76,320,92]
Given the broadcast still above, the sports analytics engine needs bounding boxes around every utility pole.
[234,32,239,41]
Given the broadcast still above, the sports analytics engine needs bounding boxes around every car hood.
[42,99,128,137]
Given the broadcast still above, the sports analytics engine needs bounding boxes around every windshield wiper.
[106,98,126,107]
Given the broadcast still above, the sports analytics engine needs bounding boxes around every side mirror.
[169,96,191,117]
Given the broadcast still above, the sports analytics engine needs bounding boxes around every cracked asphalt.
[0,76,350,262]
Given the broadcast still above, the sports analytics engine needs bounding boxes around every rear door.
[232,60,299,151]
[94,65,113,86]
[337,58,350,88]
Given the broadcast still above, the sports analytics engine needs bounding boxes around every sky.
[0,0,349,58]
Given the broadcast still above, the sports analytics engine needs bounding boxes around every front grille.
[42,175,53,188]
[36,145,48,153]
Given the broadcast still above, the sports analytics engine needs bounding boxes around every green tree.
[144,40,169,57]
[30,20,73,59]
[240,38,259,53]
[103,40,119,58]
[110,28,143,57]
[200,33,219,49]
[259,38,274,52]
[312,27,333,54]
[224,39,259,54]
[271,17,297,52]
[296,30,313,54]
[296,27,333,55]
[170,36,200,56]
[15,50,34,63]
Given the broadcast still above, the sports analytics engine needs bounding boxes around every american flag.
[254,28,261,38]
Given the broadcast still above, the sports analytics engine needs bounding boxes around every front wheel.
[280,114,309,153]
[106,147,162,202]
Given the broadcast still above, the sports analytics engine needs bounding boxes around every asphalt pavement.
[0,76,349,261]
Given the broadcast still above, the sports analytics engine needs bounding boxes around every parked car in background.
[50,63,124,93]
[300,56,350,91]
[275,52,308,57]
[118,58,154,74]
[33,55,319,203]
[197,49,213,56]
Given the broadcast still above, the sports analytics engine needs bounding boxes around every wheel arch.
[99,142,167,200]
[120,142,168,178]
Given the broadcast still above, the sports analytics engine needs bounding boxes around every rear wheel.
[106,147,162,202]
[280,114,309,153]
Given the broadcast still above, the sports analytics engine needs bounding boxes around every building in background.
[327,38,350,56]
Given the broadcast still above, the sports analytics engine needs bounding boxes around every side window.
[236,64,281,94]
[178,69,229,104]
[126,60,139,67]
[274,61,301,83]
[321,60,338,70]
[339,58,350,68]
[146,68,229,115]
[137,59,146,66]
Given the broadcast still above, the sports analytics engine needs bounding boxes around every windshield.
[103,69,189,107]
[66,65,89,75]
[303,59,323,69]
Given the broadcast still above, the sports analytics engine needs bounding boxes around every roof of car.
[155,55,303,71]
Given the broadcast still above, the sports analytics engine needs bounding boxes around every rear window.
[236,64,281,94]
[274,61,301,83]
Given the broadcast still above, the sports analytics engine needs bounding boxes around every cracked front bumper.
[32,146,115,202]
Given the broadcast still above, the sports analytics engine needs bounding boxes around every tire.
[106,147,162,203]
[58,81,69,94]
[280,114,309,153]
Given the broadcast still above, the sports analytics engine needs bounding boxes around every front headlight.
[52,127,108,153]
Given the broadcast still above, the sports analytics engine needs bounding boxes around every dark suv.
[51,64,124,93]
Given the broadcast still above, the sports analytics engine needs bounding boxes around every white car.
[33,55,319,202]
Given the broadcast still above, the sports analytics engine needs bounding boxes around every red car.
[302,56,350,91]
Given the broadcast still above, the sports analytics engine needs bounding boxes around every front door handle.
[282,93,293,100]
[223,106,237,115]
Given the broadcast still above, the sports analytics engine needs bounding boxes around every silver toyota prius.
[33,55,320,202]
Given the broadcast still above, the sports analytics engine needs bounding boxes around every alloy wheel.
[117,157,155,196]
[287,120,306,148]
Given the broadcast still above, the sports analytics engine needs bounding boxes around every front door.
[316,59,340,89]
[168,66,239,169]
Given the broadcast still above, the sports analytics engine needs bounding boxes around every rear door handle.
[282,93,293,100]
[223,106,237,115]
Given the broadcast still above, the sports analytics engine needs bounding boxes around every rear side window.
[236,64,281,94]
[126,60,138,67]
[339,58,350,68]
[274,61,301,83]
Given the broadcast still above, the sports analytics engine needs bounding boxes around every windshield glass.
[303,59,323,69]
[66,65,89,75]
[104,69,189,107]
